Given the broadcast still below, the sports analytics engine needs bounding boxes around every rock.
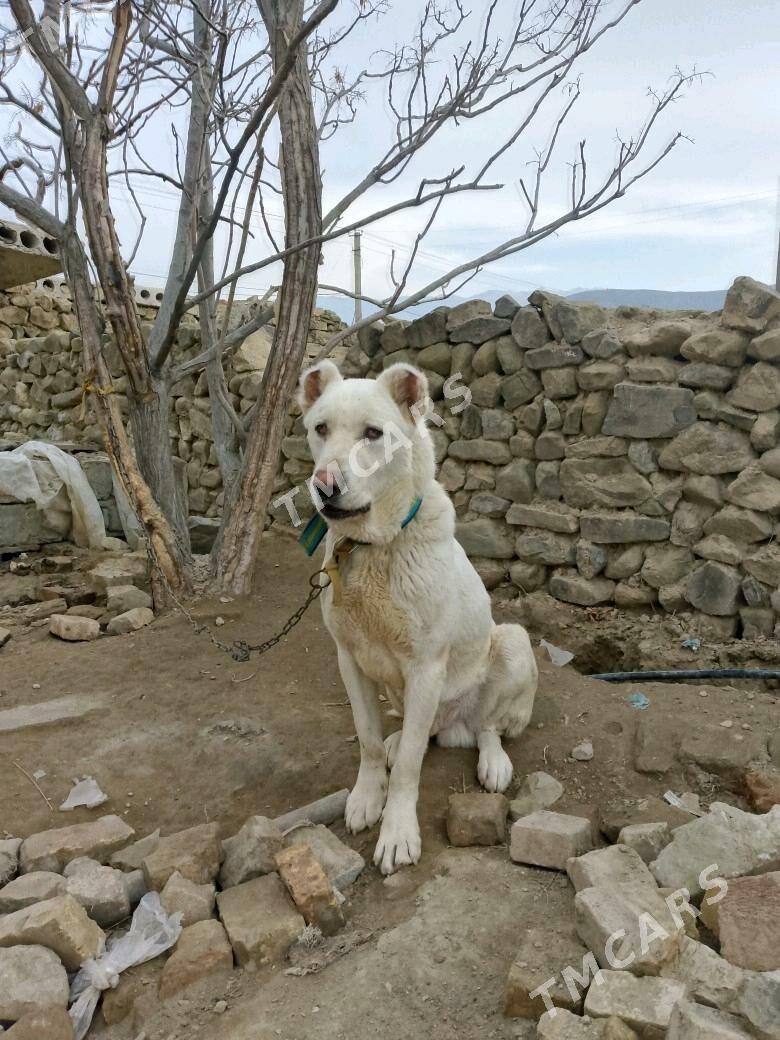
[495,459,535,502]
[577,361,625,391]
[5,1006,74,1039]
[0,871,66,912]
[509,811,594,870]
[216,872,304,967]
[494,295,521,319]
[525,343,584,370]
[48,613,100,641]
[575,884,684,975]
[559,458,651,509]
[600,799,693,843]
[0,625,11,648]
[406,308,448,349]
[721,276,780,334]
[750,327,780,362]
[282,824,364,891]
[567,845,657,894]
[23,598,68,622]
[106,606,154,635]
[472,339,500,376]
[63,857,130,928]
[110,829,160,871]
[529,291,607,344]
[751,412,780,451]
[566,436,628,459]
[685,561,741,616]
[586,971,686,1039]
[20,815,134,873]
[0,838,21,885]
[728,361,780,411]
[625,356,682,382]
[604,545,645,580]
[511,306,551,350]
[106,584,153,612]
[87,555,148,591]
[692,534,744,566]
[455,518,515,558]
[449,315,511,344]
[509,771,564,821]
[506,502,580,533]
[640,545,694,588]
[538,1010,639,1038]
[0,946,69,1022]
[624,320,692,357]
[660,934,744,1012]
[219,816,284,890]
[536,461,562,498]
[446,793,508,846]
[602,383,696,440]
[679,724,768,782]
[158,919,233,999]
[743,543,780,585]
[741,768,780,812]
[659,422,755,474]
[650,803,780,898]
[580,512,670,543]
[536,431,566,460]
[617,824,671,865]
[496,337,524,374]
[100,960,159,1025]
[449,438,512,464]
[124,869,147,906]
[736,971,780,1040]
[549,573,615,606]
[614,581,657,607]
[542,367,579,399]
[0,894,105,970]
[581,328,624,360]
[470,493,510,519]
[509,560,547,592]
[704,872,780,970]
[703,504,773,542]
[740,606,775,638]
[683,473,725,508]
[680,328,749,366]
[515,530,576,566]
[504,925,590,1019]
[670,500,713,547]
[666,1000,754,1039]
[275,844,345,936]
[726,463,780,512]
[481,408,515,440]
[679,362,736,390]
[142,823,222,890]
[633,716,677,775]
[500,369,543,408]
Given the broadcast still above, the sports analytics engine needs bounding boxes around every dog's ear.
[298,360,342,413]
[378,363,429,419]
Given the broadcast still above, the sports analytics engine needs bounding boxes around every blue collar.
[299,496,423,557]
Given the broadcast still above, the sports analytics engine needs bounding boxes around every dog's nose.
[314,468,339,500]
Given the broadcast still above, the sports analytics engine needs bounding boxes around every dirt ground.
[1,530,778,1040]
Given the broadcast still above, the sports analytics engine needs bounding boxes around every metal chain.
[229,570,329,662]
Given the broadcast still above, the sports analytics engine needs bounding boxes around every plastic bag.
[540,639,574,667]
[0,441,106,548]
[60,778,108,812]
[68,893,182,1040]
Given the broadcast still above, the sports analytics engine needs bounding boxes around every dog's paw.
[345,769,387,834]
[384,730,402,769]
[373,805,421,875]
[478,744,513,792]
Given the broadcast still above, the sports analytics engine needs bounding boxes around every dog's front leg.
[374,659,445,875]
[338,648,387,834]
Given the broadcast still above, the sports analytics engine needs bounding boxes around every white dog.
[298,360,538,874]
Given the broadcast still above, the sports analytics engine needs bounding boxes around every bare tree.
[0,0,695,599]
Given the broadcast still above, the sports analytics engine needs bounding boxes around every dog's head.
[298,361,434,541]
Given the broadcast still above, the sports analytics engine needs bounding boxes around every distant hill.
[565,287,726,311]
[315,285,728,323]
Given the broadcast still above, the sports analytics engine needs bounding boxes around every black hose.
[590,668,780,682]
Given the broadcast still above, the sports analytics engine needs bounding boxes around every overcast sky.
[2,0,778,301]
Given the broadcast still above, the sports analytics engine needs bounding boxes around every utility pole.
[775,176,780,292]
[351,230,362,323]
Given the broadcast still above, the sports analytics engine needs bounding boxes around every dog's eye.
[314,422,328,438]
[364,426,383,441]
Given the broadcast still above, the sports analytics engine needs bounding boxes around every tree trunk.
[212,0,321,595]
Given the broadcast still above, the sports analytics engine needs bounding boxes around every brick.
[160,871,216,927]
[275,844,344,936]
[667,1000,754,1039]
[617,824,671,865]
[158,920,233,999]
[19,815,134,873]
[5,1006,74,1039]
[0,894,104,970]
[574,883,684,975]
[567,845,658,893]
[0,946,69,1022]
[217,872,304,967]
[142,822,222,890]
[510,811,594,870]
[446,793,508,846]
[583,970,686,1040]
[284,824,364,891]
[504,925,589,1019]
[219,816,284,889]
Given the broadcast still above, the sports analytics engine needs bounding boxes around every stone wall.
[273,276,780,641]
[3,275,780,639]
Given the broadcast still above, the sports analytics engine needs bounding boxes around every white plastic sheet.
[60,777,108,812]
[0,441,106,548]
[540,639,574,667]
[68,893,182,1040]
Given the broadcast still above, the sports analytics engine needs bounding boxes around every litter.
[68,892,182,1040]
[627,692,650,710]
[681,637,701,652]
[540,639,574,667]
[663,790,704,816]
[60,778,108,812]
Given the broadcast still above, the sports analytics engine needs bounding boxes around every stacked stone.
[276,277,780,642]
